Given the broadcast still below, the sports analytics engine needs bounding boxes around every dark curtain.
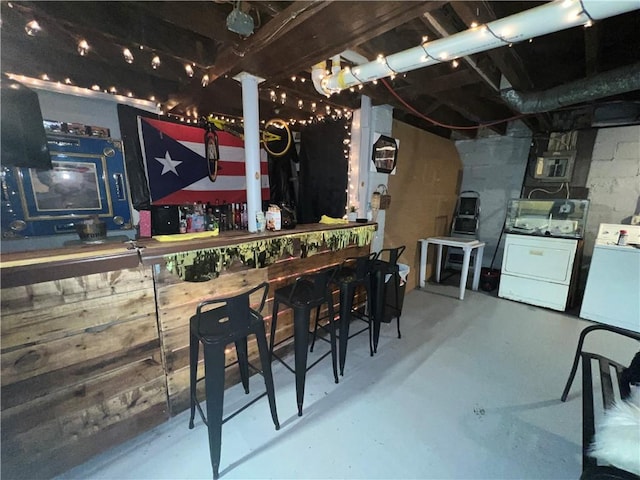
[297,118,348,224]
[267,145,298,206]
[117,104,164,210]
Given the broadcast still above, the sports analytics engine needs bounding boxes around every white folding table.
[419,236,486,300]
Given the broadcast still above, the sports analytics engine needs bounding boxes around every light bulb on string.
[91,84,100,91]
[151,55,161,69]
[201,74,210,87]
[185,64,194,77]
[25,20,41,36]
[77,39,90,56]
[64,78,73,85]
[122,48,134,64]
[298,99,303,109]
[40,74,49,81]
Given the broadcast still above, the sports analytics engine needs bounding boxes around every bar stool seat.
[189,282,279,479]
[269,269,339,417]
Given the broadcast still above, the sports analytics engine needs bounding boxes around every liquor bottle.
[219,201,227,232]
[235,203,242,229]
[241,203,248,229]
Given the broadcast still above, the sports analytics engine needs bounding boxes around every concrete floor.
[56,282,639,480]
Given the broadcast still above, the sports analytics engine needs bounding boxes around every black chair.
[311,253,377,376]
[371,246,406,352]
[188,282,279,479]
[270,269,339,417]
[560,324,640,478]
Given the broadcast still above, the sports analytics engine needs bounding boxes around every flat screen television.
[1,76,52,169]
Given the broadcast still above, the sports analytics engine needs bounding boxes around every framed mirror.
[371,134,399,174]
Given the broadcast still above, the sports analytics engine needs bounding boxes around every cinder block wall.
[584,125,640,256]
[454,121,532,269]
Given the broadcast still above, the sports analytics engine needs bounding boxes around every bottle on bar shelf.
[219,201,227,232]
[241,203,248,229]
[235,203,242,229]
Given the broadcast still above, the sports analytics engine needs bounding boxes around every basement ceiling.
[2,1,639,139]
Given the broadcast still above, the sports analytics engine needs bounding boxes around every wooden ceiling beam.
[135,2,239,46]
[233,1,446,81]
[205,1,334,82]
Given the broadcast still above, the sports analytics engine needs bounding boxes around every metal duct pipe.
[313,0,639,96]
[501,62,640,114]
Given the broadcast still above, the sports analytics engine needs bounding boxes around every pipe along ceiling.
[312,0,640,113]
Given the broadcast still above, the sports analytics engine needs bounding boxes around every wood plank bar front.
[0,222,374,479]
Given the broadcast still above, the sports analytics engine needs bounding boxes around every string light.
[201,74,209,87]
[298,99,303,109]
[24,20,41,36]
[151,55,161,69]
[77,39,90,56]
[280,92,286,104]
[452,59,459,68]
[64,78,72,85]
[40,74,49,81]
[185,64,194,77]
[91,84,100,91]
[122,48,134,64]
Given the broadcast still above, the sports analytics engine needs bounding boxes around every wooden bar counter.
[0,222,375,479]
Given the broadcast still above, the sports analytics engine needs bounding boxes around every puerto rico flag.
[137,117,269,205]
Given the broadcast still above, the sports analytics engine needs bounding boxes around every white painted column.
[233,72,264,233]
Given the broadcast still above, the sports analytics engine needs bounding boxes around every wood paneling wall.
[384,120,463,291]
[0,266,166,479]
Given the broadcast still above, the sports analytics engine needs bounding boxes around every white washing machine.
[498,233,579,311]
[580,223,640,332]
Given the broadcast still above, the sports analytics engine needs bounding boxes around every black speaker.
[151,205,180,235]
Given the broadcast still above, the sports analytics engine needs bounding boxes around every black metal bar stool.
[311,253,377,376]
[371,245,406,353]
[269,269,339,417]
[188,282,279,479]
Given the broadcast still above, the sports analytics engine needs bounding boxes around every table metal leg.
[435,244,443,283]
[459,247,471,300]
[419,240,428,288]
[471,245,484,291]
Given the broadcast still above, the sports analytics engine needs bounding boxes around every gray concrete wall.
[584,125,640,256]
[454,121,532,269]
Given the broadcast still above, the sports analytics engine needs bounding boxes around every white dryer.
[499,234,579,311]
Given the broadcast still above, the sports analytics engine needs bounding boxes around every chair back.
[194,282,269,336]
[335,252,377,284]
[287,269,333,307]
[375,245,406,266]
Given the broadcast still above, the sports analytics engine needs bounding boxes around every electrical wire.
[380,77,528,131]
[527,182,567,199]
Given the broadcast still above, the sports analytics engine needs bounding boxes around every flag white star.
[155,151,182,175]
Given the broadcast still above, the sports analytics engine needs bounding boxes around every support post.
[233,72,265,233]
